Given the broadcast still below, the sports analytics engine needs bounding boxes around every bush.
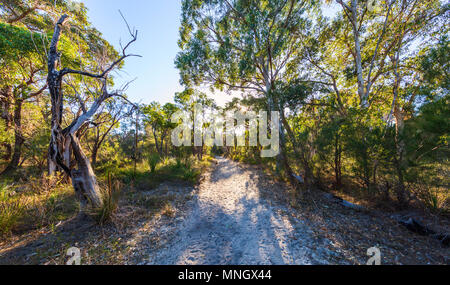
[93,173,122,225]
[148,153,161,173]
[0,196,26,237]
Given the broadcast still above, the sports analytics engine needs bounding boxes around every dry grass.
[92,173,122,226]
[0,176,77,240]
[0,157,213,264]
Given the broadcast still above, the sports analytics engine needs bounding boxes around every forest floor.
[0,158,448,265]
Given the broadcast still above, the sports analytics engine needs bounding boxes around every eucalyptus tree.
[0,0,91,174]
[381,0,447,205]
[0,22,47,174]
[300,0,447,201]
[142,102,179,157]
[176,0,318,183]
[0,0,68,25]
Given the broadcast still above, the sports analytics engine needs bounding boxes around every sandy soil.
[137,158,337,265]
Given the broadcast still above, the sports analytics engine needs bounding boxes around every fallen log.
[397,217,449,247]
[292,173,304,184]
[322,192,365,211]
[398,218,435,236]
[433,233,450,247]
[341,200,365,211]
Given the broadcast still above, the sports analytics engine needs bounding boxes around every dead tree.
[47,14,139,211]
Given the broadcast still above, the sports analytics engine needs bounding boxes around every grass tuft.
[93,173,122,225]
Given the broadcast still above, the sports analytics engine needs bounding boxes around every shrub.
[93,173,122,225]
[0,191,27,237]
[148,153,161,173]
[0,202,25,236]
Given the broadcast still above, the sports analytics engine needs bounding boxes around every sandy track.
[147,158,325,265]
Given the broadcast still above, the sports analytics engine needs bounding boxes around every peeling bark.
[70,134,103,210]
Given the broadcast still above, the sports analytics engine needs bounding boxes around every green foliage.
[173,0,449,211]
[0,22,44,60]
[420,36,449,92]
[148,153,161,173]
[0,0,448,245]
[0,177,78,239]
[176,0,313,91]
[0,186,26,236]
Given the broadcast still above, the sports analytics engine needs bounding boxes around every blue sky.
[82,1,340,106]
[83,0,184,106]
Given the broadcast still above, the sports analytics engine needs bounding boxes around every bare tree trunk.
[349,0,366,106]
[70,135,103,210]
[46,14,138,211]
[47,15,98,209]
[47,16,67,176]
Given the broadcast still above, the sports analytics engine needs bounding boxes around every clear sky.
[82,0,184,106]
[81,1,340,107]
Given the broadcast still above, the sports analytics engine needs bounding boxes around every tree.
[0,0,93,174]
[382,0,446,205]
[0,23,47,174]
[176,0,317,184]
[142,102,178,157]
[87,99,134,167]
[46,13,139,211]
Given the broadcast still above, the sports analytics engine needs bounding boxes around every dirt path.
[1,158,446,265]
[144,158,328,265]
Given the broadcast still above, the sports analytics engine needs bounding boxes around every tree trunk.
[0,86,13,160]
[165,137,169,156]
[392,49,408,207]
[91,144,99,167]
[46,13,137,211]
[279,106,315,189]
[267,88,284,174]
[349,0,366,107]
[1,99,24,174]
[334,132,342,189]
[70,135,103,211]
[394,107,408,207]
[153,128,162,156]
[47,15,103,211]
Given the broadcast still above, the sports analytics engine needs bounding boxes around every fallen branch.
[397,217,449,247]
[323,192,365,211]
